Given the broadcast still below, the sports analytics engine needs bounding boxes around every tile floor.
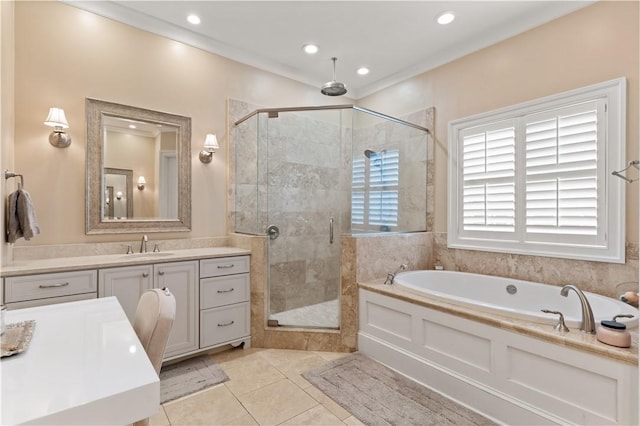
[150,347,364,426]
[269,299,340,329]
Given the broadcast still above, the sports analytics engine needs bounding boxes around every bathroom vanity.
[1,247,251,361]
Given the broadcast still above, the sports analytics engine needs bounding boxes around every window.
[448,78,626,263]
[352,149,399,231]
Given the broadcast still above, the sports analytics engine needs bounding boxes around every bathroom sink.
[121,252,174,259]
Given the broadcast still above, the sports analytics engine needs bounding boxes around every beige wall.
[7,1,348,247]
[359,1,639,243]
[4,0,638,253]
[1,1,15,265]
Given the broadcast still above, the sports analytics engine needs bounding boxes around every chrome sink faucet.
[384,263,408,285]
[560,285,596,333]
[140,235,148,253]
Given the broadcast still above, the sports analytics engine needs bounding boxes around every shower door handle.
[329,218,334,244]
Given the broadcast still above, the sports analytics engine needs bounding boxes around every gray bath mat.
[159,354,229,403]
[303,353,495,426]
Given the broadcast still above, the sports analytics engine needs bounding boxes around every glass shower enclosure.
[233,105,429,330]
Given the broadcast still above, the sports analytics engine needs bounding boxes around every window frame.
[448,77,626,263]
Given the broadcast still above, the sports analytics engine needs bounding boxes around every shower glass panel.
[265,109,347,329]
[232,104,428,330]
[351,109,428,234]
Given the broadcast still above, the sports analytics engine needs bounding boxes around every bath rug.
[303,353,495,426]
[159,354,229,403]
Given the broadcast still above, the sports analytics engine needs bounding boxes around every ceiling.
[67,1,594,99]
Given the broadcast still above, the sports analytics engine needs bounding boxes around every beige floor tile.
[223,356,286,397]
[163,384,248,426]
[343,415,365,425]
[304,385,351,420]
[258,349,327,373]
[212,347,264,364]
[148,406,170,426]
[280,404,345,426]
[312,350,352,362]
[221,413,259,425]
[283,370,313,390]
[236,378,318,425]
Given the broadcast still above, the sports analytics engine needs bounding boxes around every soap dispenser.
[596,314,634,348]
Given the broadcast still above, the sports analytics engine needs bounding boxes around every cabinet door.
[154,261,199,358]
[99,265,153,324]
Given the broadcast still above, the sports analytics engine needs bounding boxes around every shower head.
[321,57,347,97]
[364,149,377,159]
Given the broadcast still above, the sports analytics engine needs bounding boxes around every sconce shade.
[204,134,219,151]
[44,107,71,148]
[200,133,219,163]
[137,176,146,190]
[116,191,123,200]
[44,107,69,129]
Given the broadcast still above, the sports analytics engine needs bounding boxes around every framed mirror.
[86,98,191,234]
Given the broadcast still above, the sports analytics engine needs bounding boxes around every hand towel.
[16,188,40,240]
[6,190,22,243]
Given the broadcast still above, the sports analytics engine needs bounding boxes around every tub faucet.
[384,263,408,285]
[140,235,148,253]
[560,285,596,333]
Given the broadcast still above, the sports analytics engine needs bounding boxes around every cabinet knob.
[142,272,149,278]
[158,271,165,276]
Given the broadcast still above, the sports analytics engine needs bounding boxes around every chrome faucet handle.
[122,244,133,254]
[613,314,634,322]
[541,309,570,333]
[153,243,160,253]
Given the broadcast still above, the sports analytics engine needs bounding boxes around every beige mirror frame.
[86,98,192,234]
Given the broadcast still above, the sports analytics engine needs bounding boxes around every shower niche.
[231,103,430,330]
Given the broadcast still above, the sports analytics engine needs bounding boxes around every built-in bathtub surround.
[432,232,639,300]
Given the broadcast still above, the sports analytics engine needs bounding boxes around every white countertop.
[1,297,159,425]
[1,247,251,277]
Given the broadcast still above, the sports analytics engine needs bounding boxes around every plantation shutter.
[351,150,399,229]
[524,101,602,238]
[461,124,516,233]
[351,157,366,225]
[369,150,399,226]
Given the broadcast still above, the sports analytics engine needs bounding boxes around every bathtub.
[358,271,639,425]
[394,270,639,329]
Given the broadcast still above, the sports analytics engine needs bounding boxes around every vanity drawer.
[200,302,250,348]
[201,274,249,309]
[5,270,98,303]
[200,256,250,278]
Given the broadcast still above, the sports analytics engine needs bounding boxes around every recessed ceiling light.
[357,67,370,76]
[187,14,201,25]
[302,44,319,54]
[436,11,455,25]
[128,124,136,129]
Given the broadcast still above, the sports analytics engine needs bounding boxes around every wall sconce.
[137,176,146,190]
[44,107,71,148]
[116,191,123,200]
[199,133,219,164]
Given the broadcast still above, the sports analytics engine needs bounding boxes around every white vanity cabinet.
[99,260,199,359]
[4,270,97,309]
[199,256,251,349]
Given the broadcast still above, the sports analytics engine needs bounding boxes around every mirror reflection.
[104,167,133,219]
[86,98,192,234]
[102,116,178,220]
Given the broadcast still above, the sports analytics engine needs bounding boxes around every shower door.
[265,109,345,329]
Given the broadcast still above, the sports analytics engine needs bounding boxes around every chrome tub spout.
[384,263,408,285]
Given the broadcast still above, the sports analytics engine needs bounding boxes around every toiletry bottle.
[596,314,634,348]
